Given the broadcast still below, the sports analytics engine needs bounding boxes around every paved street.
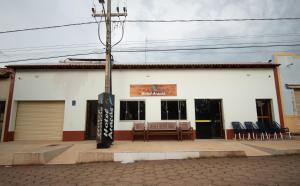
[0,155,300,186]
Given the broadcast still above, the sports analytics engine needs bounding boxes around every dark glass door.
[85,100,98,140]
[0,101,6,141]
[194,99,223,139]
[256,99,273,123]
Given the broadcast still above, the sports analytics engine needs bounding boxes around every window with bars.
[161,100,187,120]
[120,100,145,121]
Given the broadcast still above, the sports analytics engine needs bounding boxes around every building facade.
[274,53,300,133]
[4,63,282,141]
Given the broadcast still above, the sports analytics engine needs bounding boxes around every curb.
[12,144,72,165]
[76,150,247,163]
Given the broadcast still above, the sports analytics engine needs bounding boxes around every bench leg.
[265,132,269,140]
[247,133,251,140]
[288,132,292,139]
[261,132,264,140]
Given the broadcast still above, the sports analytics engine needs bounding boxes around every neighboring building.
[274,53,300,133]
[3,62,282,141]
[0,68,14,142]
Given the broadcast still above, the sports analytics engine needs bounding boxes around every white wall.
[10,68,280,133]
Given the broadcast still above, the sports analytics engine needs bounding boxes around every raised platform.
[1,140,300,165]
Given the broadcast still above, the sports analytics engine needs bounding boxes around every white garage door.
[295,89,300,124]
[14,101,64,140]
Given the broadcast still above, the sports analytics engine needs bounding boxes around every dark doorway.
[194,99,224,139]
[256,99,273,123]
[0,101,6,141]
[86,100,98,140]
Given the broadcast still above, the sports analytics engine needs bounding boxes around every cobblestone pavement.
[0,155,300,186]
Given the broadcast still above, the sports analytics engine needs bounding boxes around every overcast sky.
[0,0,300,67]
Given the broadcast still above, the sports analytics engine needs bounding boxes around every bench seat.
[147,122,180,141]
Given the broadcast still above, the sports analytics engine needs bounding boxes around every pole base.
[97,142,111,149]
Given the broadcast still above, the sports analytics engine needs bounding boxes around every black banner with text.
[96,93,115,148]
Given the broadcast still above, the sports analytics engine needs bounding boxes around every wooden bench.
[132,122,146,141]
[147,122,180,141]
[179,121,193,140]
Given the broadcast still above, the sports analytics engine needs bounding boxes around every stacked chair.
[256,121,270,140]
[231,122,247,140]
[231,121,292,140]
[270,121,292,140]
[244,121,258,140]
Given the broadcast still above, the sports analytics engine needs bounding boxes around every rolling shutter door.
[14,101,64,140]
[295,89,300,124]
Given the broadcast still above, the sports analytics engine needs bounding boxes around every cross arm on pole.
[92,13,128,17]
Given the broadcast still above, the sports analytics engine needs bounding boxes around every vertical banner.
[96,92,115,149]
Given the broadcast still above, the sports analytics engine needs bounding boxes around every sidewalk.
[1,139,300,165]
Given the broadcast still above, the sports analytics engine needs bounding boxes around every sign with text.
[130,84,177,96]
[96,92,115,149]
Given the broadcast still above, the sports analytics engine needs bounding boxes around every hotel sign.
[130,84,177,96]
[96,93,114,149]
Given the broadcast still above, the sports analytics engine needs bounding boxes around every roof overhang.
[0,68,13,78]
[6,63,280,70]
[285,84,300,89]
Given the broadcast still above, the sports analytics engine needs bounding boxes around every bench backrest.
[147,122,177,130]
[179,122,191,130]
[133,122,145,131]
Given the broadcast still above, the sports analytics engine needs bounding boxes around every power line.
[0,48,102,58]
[0,51,103,64]
[1,17,300,34]
[0,22,95,34]
[2,36,300,53]
[125,17,300,22]
[112,43,300,53]
[1,43,300,64]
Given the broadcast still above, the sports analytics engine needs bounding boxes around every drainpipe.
[2,68,15,142]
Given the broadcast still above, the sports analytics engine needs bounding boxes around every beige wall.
[284,115,300,133]
[0,77,10,142]
[0,78,10,100]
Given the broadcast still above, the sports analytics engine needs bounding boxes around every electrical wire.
[0,48,102,58]
[1,17,300,34]
[1,43,300,64]
[0,22,96,34]
[123,18,300,22]
[111,43,300,53]
[0,43,100,52]
[0,51,104,64]
[1,39,299,55]
[118,33,300,45]
[112,16,126,47]
[1,32,300,53]
[94,16,106,46]
[1,40,298,57]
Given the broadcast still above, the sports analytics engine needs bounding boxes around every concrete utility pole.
[105,0,112,93]
[93,0,127,93]
[92,0,127,149]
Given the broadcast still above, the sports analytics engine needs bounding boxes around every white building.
[274,53,300,133]
[3,62,282,141]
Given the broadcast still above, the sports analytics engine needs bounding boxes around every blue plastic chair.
[231,122,247,140]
